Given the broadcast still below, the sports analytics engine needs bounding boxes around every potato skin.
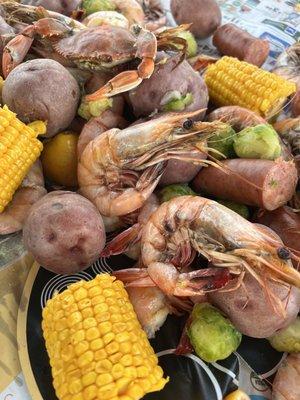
[171,0,221,39]
[3,59,80,138]
[159,152,207,187]
[128,55,209,119]
[20,0,81,16]
[209,273,300,338]
[23,191,106,274]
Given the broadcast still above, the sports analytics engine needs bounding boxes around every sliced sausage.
[212,23,270,67]
[192,159,298,210]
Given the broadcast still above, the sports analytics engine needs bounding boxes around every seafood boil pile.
[0,0,300,399]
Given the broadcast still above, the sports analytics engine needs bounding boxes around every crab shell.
[53,25,139,71]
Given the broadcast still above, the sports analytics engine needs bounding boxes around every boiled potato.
[171,0,222,39]
[23,191,106,274]
[3,59,80,137]
[209,272,300,338]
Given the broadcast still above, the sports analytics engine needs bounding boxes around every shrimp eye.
[183,119,194,130]
[277,247,291,260]
[132,24,142,35]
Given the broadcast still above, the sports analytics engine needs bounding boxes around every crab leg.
[2,18,74,77]
[2,25,35,78]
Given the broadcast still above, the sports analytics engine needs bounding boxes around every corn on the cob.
[205,56,296,118]
[42,274,169,400]
[0,105,44,212]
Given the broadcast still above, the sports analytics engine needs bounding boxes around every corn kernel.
[90,338,104,351]
[96,373,113,387]
[95,359,113,373]
[82,371,97,387]
[83,385,97,400]
[77,351,94,368]
[106,341,119,355]
[74,341,89,357]
[121,354,133,367]
[127,384,144,400]
[73,288,88,302]
[111,364,124,380]
[86,327,100,341]
[81,308,94,319]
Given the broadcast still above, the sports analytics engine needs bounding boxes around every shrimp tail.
[175,315,193,355]
[101,223,142,257]
[114,268,156,287]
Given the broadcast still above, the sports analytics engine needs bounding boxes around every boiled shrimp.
[101,193,159,259]
[126,287,170,338]
[0,160,46,235]
[273,118,300,156]
[77,110,128,158]
[115,196,300,310]
[272,353,300,400]
[207,106,266,131]
[78,110,228,217]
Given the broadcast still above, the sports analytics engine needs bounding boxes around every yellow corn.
[205,56,296,118]
[42,274,169,400]
[0,105,44,212]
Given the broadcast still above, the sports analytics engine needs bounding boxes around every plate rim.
[17,261,43,400]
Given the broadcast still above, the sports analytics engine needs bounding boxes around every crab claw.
[2,26,35,78]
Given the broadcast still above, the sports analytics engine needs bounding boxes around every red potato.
[2,59,80,138]
[171,0,221,39]
[209,273,300,338]
[20,0,81,16]
[159,152,207,187]
[128,54,209,120]
[192,159,298,211]
[212,23,270,67]
[254,206,300,267]
[23,191,106,274]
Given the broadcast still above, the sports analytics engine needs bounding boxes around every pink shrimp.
[115,196,300,306]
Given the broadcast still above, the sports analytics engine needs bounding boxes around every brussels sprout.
[159,183,196,203]
[217,200,249,219]
[176,31,198,58]
[187,303,242,362]
[82,0,115,16]
[162,91,194,112]
[268,316,300,353]
[78,98,113,120]
[208,127,236,160]
[233,124,281,160]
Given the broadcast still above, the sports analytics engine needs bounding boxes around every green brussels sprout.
[162,92,193,112]
[159,183,196,203]
[217,200,250,220]
[188,303,242,362]
[78,98,113,120]
[176,31,198,58]
[233,124,281,160]
[207,127,236,160]
[82,0,115,16]
[268,317,300,353]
